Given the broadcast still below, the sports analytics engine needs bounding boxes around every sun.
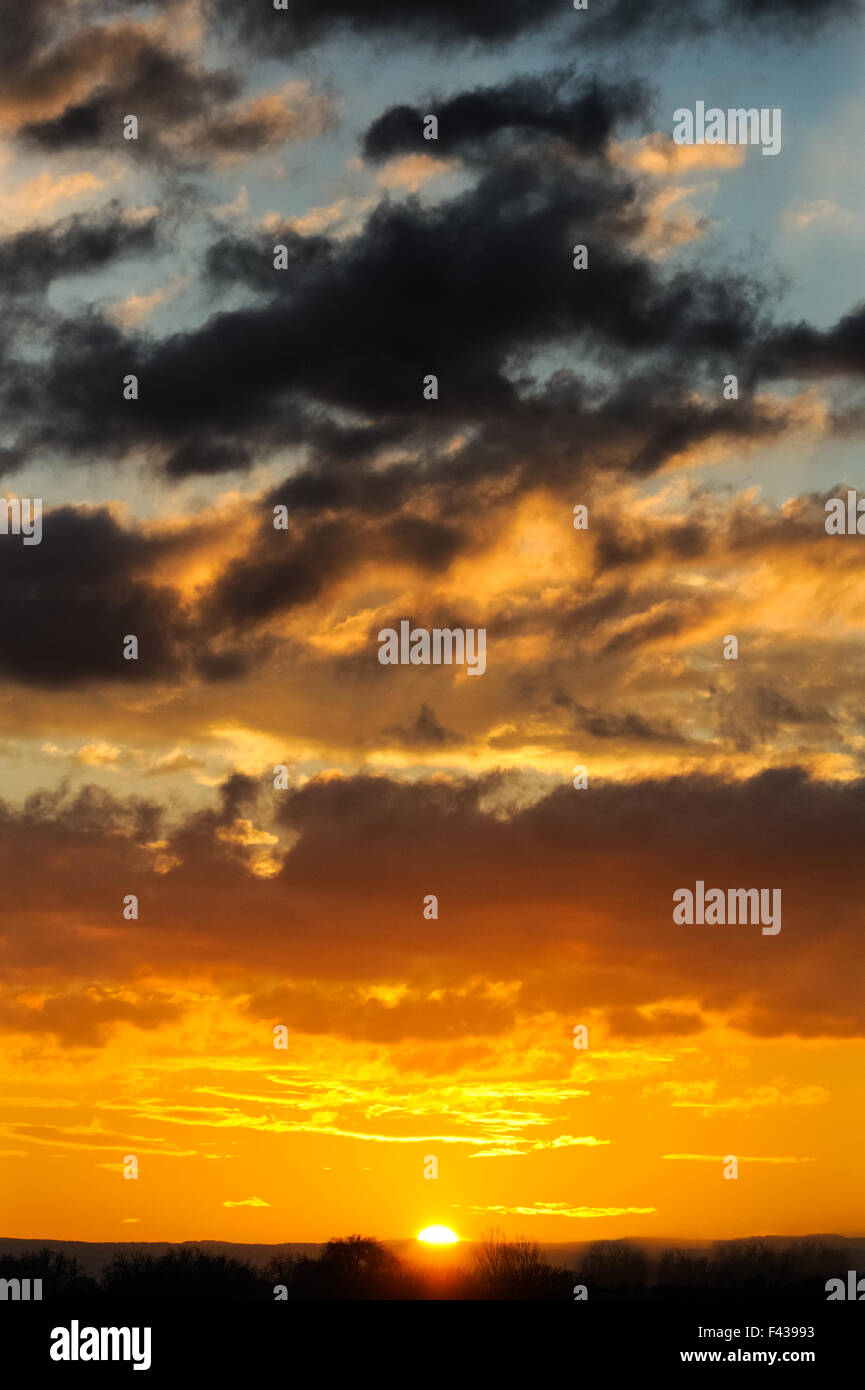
[417,1225,458,1245]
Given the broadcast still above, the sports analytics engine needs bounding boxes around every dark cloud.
[197,506,470,638]
[204,228,333,294]
[216,0,859,53]
[0,506,187,686]
[383,703,465,750]
[585,0,861,43]
[362,73,651,161]
[16,46,317,168]
[1,768,863,1041]
[0,506,266,689]
[243,979,511,1043]
[1,77,779,483]
[758,304,865,380]
[0,201,164,296]
[0,0,77,85]
[6,4,332,169]
[218,0,564,52]
[6,13,238,157]
[201,517,360,630]
[0,985,182,1047]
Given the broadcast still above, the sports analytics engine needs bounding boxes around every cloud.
[109,274,189,329]
[612,133,747,175]
[662,1154,811,1164]
[0,505,192,687]
[0,768,864,1044]
[0,167,109,230]
[374,155,453,192]
[382,704,465,750]
[361,73,651,162]
[217,0,860,54]
[759,304,865,379]
[467,1202,657,1218]
[0,74,788,484]
[0,200,164,296]
[3,15,238,145]
[220,0,565,52]
[1,6,333,169]
[158,81,337,167]
[782,198,859,231]
[0,984,183,1047]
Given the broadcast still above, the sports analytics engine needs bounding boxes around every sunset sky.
[1,0,864,1246]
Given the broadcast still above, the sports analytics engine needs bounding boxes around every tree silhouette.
[101,1247,264,1300]
[0,1249,99,1298]
[471,1228,572,1299]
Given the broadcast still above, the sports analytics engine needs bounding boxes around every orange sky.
[2,0,865,1250]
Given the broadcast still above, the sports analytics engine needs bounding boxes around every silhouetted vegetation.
[266,1236,412,1300]
[577,1237,850,1300]
[470,1228,573,1300]
[0,1248,99,1298]
[264,1230,573,1300]
[579,1239,649,1295]
[101,1247,264,1300]
[0,1234,854,1300]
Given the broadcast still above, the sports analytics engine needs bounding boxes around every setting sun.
[417,1225,459,1245]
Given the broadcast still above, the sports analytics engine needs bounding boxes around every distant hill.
[1,1232,862,1280]
[0,1238,322,1279]
[539,1233,865,1272]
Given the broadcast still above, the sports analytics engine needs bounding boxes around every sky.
[0,0,864,1246]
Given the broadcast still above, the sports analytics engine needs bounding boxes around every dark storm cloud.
[0,506,264,690]
[584,0,861,43]
[198,504,468,637]
[2,767,864,1040]
[200,517,360,631]
[3,97,778,479]
[163,438,256,479]
[216,0,564,53]
[757,304,865,380]
[0,477,852,696]
[362,73,651,162]
[204,228,334,294]
[215,0,859,53]
[0,506,189,687]
[0,202,164,296]
[264,368,804,544]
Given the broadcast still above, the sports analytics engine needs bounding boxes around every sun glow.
[417,1225,458,1244]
